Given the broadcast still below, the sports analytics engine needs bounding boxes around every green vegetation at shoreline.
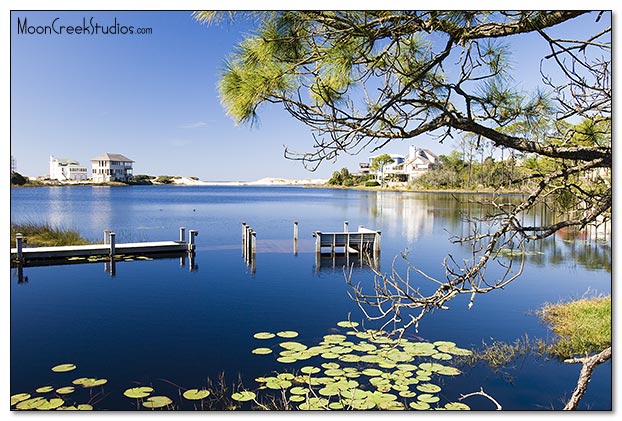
[539,295,611,359]
[10,223,93,247]
[464,295,611,368]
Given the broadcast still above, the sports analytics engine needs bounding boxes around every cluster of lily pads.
[11,362,212,411]
[123,385,210,409]
[11,363,101,410]
[11,322,474,411]
[235,321,473,410]
[67,255,154,263]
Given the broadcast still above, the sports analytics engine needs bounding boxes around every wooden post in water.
[179,227,186,243]
[344,221,349,232]
[246,229,253,260]
[251,231,257,255]
[293,221,299,256]
[109,232,116,257]
[374,231,381,258]
[16,233,23,262]
[188,230,198,252]
[242,222,247,247]
[104,230,110,245]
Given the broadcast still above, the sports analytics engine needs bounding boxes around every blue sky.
[8,9,612,181]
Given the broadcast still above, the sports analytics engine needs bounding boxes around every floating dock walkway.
[11,227,198,265]
[313,225,381,256]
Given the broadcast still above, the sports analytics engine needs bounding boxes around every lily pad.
[324,368,345,377]
[323,334,347,343]
[417,393,440,403]
[321,362,340,370]
[11,393,31,406]
[35,386,54,393]
[417,383,441,393]
[252,347,273,355]
[300,366,321,375]
[329,401,345,409]
[431,352,453,360]
[399,390,417,398]
[409,401,430,410]
[279,341,307,351]
[231,391,256,402]
[15,397,46,410]
[349,398,376,410]
[81,378,108,388]
[298,397,329,410]
[362,368,383,377]
[253,332,276,340]
[290,386,309,395]
[36,398,65,410]
[338,354,361,363]
[276,356,297,364]
[55,387,75,395]
[433,340,456,348]
[336,320,359,328]
[123,386,154,399]
[290,395,306,402]
[77,404,94,410]
[142,396,173,409]
[183,389,210,400]
[51,363,76,373]
[445,402,471,410]
[276,331,299,338]
[378,400,405,410]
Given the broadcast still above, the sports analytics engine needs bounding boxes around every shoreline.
[12,177,528,195]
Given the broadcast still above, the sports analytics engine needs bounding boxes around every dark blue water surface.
[10,186,611,410]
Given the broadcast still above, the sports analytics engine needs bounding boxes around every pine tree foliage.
[197,11,611,333]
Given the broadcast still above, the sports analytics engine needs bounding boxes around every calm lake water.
[10,185,611,410]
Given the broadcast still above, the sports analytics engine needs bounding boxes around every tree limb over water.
[207,9,610,325]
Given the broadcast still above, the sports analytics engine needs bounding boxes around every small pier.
[313,222,381,269]
[11,227,198,265]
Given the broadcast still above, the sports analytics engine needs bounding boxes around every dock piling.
[109,232,116,256]
[16,233,23,262]
[179,227,186,243]
[104,230,110,245]
[293,221,299,255]
[188,230,198,252]
[344,221,349,232]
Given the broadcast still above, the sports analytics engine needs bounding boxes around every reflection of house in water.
[365,193,436,243]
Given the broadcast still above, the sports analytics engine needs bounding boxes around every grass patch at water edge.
[538,295,611,359]
[10,223,92,247]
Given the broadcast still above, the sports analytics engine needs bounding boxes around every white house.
[91,153,134,182]
[363,146,439,182]
[49,156,88,181]
[403,146,439,181]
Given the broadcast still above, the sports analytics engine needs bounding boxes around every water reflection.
[12,251,198,283]
[362,192,610,273]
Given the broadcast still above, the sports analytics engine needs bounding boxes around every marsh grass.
[10,222,93,247]
[538,295,611,359]
[462,295,611,368]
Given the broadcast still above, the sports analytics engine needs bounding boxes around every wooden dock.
[312,226,381,255]
[11,227,198,265]
[312,224,381,269]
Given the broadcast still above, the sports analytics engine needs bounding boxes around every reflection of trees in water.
[367,192,610,273]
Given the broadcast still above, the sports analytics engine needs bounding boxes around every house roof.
[52,157,80,165]
[90,153,134,162]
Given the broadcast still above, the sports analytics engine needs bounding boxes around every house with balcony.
[49,156,88,181]
[361,146,439,183]
[91,153,134,182]
[403,146,439,181]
